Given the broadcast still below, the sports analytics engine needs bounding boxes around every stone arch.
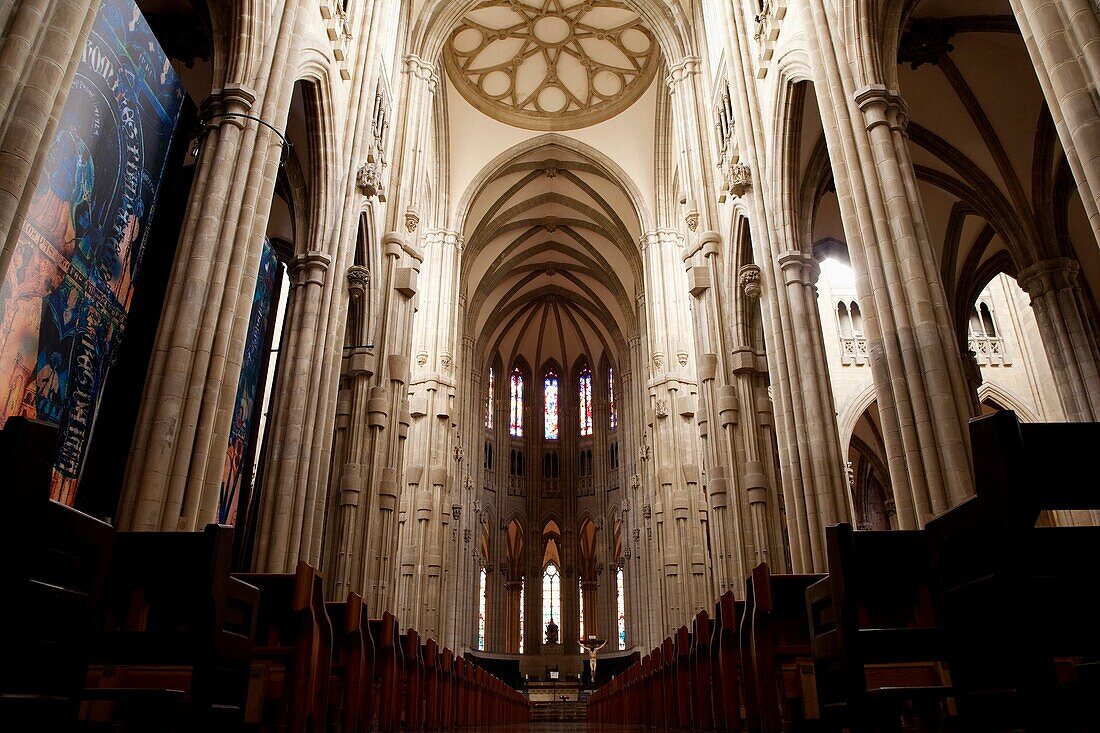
[453,133,655,235]
[976,381,1041,424]
[839,381,880,452]
[288,71,338,255]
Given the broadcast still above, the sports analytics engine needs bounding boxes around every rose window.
[444,0,659,130]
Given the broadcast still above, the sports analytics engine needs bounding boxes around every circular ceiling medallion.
[444,0,659,131]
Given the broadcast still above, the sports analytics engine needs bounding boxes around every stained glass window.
[509,367,523,437]
[544,371,559,440]
[616,567,626,650]
[542,563,560,635]
[518,577,525,653]
[609,367,618,430]
[579,367,593,436]
[578,579,585,652]
[477,567,487,650]
[486,368,494,430]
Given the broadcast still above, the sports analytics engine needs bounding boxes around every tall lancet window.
[578,578,586,650]
[579,367,593,436]
[543,563,560,636]
[608,367,618,430]
[544,371,559,440]
[518,578,525,653]
[616,567,626,650]
[486,368,494,430]
[509,367,524,437]
[477,567,487,650]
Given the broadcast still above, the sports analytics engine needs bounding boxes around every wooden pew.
[806,523,951,731]
[326,593,373,733]
[0,417,114,728]
[741,563,823,732]
[711,591,744,732]
[368,611,403,732]
[86,523,259,729]
[926,411,1100,730]
[439,648,455,730]
[403,628,424,730]
[422,638,441,730]
[690,610,714,731]
[674,625,693,728]
[660,639,676,729]
[235,560,332,732]
[453,657,468,728]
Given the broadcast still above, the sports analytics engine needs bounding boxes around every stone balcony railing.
[841,336,869,366]
[969,335,1010,366]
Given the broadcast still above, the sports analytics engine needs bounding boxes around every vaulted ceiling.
[462,141,643,374]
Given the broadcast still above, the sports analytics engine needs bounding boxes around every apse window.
[543,562,560,639]
[544,371,559,440]
[616,567,626,650]
[579,366,592,436]
[509,366,524,437]
[477,567,487,651]
[608,367,618,430]
[486,367,494,430]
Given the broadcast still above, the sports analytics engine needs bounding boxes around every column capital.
[404,54,439,86]
[776,251,819,286]
[202,83,258,117]
[1018,257,1081,298]
[291,251,332,287]
[854,84,909,133]
[738,264,762,298]
[665,56,701,89]
[347,265,370,297]
[639,229,682,250]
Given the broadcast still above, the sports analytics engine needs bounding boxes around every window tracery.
[544,370,559,439]
[486,367,494,430]
[608,366,618,430]
[443,0,659,131]
[542,563,560,641]
[616,566,626,650]
[579,366,592,436]
[509,366,524,436]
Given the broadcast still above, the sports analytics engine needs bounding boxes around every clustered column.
[120,0,306,534]
[1009,0,1100,247]
[640,229,711,637]
[1018,258,1100,423]
[803,0,976,528]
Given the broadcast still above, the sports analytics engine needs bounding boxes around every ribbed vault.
[463,141,643,371]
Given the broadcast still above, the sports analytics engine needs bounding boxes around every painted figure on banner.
[0,0,184,504]
[219,241,280,525]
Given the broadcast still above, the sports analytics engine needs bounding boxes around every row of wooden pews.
[0,417,529,732]
[588,564,823,732]
[590,410,1100,732]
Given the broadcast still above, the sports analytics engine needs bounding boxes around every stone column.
[639,229,710,636]
[119,1,304,533]
[802,0,976,528]
[334,46,432,614]
[730,262,783,573]
[326,265,378,599]
[0,0,99,281]
[254,251,333,570]
[711,0,842,575]
[1018,258,1100,421]
[1009,0,1100,245]
[504,579,521,652]
[771,251,849,572]
[399,228,461,639]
